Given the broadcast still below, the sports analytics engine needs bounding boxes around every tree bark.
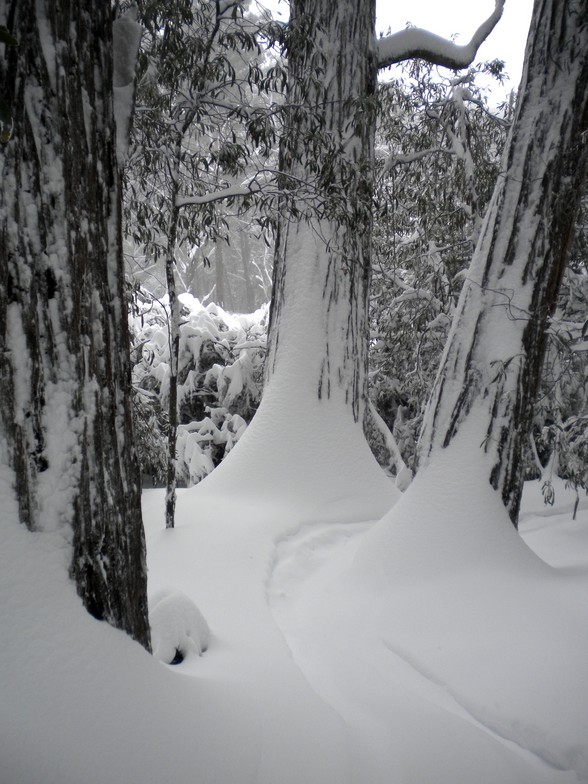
[240,229,256,312]
[165,199,180,530]
[215,239,227,310]
[0,0,150,647]
[265,0,378,422]
[419,0,588,526]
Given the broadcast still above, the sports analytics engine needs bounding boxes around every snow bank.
[351,420,588,779]
[2,403,586,784]
[0,471,347,784]
[0,470,254,784]
[188,383,398,525]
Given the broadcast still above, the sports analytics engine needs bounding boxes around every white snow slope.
[1,415,587,784]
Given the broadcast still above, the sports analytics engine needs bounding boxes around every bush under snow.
[130,292,267,487]
[149,589,210,664]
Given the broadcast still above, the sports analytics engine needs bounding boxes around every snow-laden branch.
[174,165,331,210]
[377,0,505,70]
[381,146,451,175]
[176,182,261,207]
[389,288,443,312]
[216,0,243,16]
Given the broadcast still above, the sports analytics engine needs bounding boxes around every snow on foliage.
[149,589,210,664]
[130,291,267,486]
[370,60,509,473]
[532,261,588,504]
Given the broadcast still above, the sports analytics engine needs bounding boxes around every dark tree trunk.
[265,0,378,422]
[164,197,180,530]
[419,0,588,526]
[0,0,150,647]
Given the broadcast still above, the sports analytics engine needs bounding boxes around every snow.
[377,0,505,70]
[1,414,588,782]
[149,588,210,662]
[112,8,143,165]
[192,224,397,523]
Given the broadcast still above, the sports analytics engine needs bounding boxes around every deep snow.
[1,423,587,783]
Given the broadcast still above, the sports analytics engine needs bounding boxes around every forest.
[1,0,587,781]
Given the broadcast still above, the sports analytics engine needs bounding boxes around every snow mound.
[351,422,588,779]
[395,464,413,491]
[191,385,398,526]
[149,589,210,664]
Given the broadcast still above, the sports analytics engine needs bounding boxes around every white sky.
[376,0,534,91]
[265,0,534,93]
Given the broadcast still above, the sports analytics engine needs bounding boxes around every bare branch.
[377,0,505,70]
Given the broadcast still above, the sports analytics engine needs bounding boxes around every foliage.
[123,0,285,310]
[532,245,588,500]
[368,59,512,470]
[130,289,267,486]
[125,36,588,503]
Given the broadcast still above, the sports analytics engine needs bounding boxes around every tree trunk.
[419,0,588,526]
[265,0,378,422]
[191,0,395,522]
[215,239,227,310]
[164,199,181,529]
[239,229,256,312]
[0,0,150,647]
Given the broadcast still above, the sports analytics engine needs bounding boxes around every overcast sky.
[376,0,534,91]
[264,0,535,94]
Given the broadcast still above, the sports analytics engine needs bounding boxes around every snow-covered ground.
[1,430,587,783]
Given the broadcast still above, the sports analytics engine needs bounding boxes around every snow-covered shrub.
[149,589,210,664]
[369,61,510,474]
[130,291,267,486]
[528,262,588,507]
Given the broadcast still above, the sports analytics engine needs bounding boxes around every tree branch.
[381,146,452,174]
[377,0,505,70]
[176,182,261,207]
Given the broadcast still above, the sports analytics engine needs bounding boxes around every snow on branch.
[377,0,505,70]
[176,181,262,208]
[216,0,243,15]
[382,147,452,174]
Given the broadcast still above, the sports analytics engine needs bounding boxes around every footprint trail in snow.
[267,520,577,784]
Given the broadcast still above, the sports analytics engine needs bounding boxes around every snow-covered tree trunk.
[419,0,588,526]
[188,1,504,518]
[265,0,378,422]
[193,0,396,520]
[0,0,150,647]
